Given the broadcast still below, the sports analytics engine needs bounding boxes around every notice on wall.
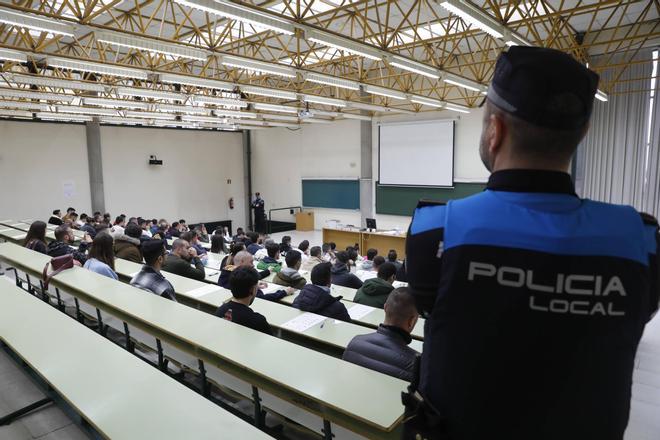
[62,180,76,199]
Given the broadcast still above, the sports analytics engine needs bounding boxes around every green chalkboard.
[302,179,360,210]
[376,182,486,216]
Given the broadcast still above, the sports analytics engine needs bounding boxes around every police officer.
[251,192,266,233]
[403,46,659,440]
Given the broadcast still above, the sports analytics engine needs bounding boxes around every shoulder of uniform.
[410,201,447,235]
[639,212,659,227]
[416,199,446,208]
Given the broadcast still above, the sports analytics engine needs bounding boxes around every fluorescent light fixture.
[0,99,48,111]
[339,113,372,121]
[125,111,176,120]
[305,72,360,91]
[194,95,247,108]
[7,73,106,92]
[0,87,75,102]
[96,30,209,61]
[57,105,117,116]
[0,48,27,63]
[83,97,149,110]
[410,95,444,108]
[307,29,382,61]
[182,114,226,124]
[213,109,257,119]
[443,78,481,92]
[155,103,208,114]
[444,103,471,114]
[389,55,440,79]
[303,94,346,107]
[116,86,186,101]
[37,112,93,122]
[504,32,532,47]
[0,109,33,118]
[241,85,297,100]
[362,84,407,100]
[261,113,299,122]
[595,89,608,102]
[173,0,295,35]
[303,118,333,124]
[101,117,151,126]
[253,103,298,114]
[160,73,234,91]
[347,101,415,114]
[47,56,148,80]
[439,0,504,39]
[221,55,297,78]
[0,8,75,37]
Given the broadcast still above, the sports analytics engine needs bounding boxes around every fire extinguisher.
[228,197,234,210]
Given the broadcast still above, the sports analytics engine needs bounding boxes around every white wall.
[0,120,92,220]
[251,108,489,230]
[101,126,246,228]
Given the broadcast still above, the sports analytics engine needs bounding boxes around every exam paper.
[347,304,375,320]
[281,313,326,332]
[186,284,220,299]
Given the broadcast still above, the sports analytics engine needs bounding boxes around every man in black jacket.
[161,239,205,281]
[47,225,91,264]
[293,262,350,321]
[331,251,363,289]
[215,266,273,335]
[48,209,63,226]
[343,287,419,381]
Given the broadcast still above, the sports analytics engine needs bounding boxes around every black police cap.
[487,46,599,130]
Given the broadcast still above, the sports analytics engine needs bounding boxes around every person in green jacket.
[256,242,282,273]
[354,262,396,309]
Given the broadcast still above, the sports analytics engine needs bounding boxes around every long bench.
[0,278,271,439]
[0,242,408,439]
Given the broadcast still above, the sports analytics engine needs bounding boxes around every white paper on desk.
[204,268,219,277]
[260,283,284,294]
[347,304,375,320]
[281,313,326,332]
[186,284,220,299]
[206,261,222,270]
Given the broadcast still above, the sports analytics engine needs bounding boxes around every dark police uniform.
[402,47,660,440]
[252,195,266,233]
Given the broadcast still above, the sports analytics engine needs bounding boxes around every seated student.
[48,209,64,226]
[297,240,310,262]
[162,238,206,281]
[279,235,292,255]
[360,248,379,271]
[232,227,246,243]
[301,246,323,272]
[256,242,282,273]
[84,233,118,280]
[321,243,335,263]
[196,224,209,243]
[23,221,48,254]
[215,266,273,335]
[354,262,397,309]
[293,262,350,321]
[110,216,126,238]
[221,226,232,242]
[80,215,97,238]
[343,287,419,381]
[138,218,152,238]
[272,251,307,289]
[346,246,360,267]
[102,213,112,226]
[211,234,229,255]
[130,240,177,301]
[331,251,363,289]
[149,219,160,235]
[387,249,403,271]
[221,242,245,269]
[357,255,386,281]
[63,211,79,228]
[181,231,207,257]
[47,225,92,265]
[75,213,86,228]
[166,221,181,239]
[219,251,292,301]
[246,232,262,255]
[178,219,189,232]
[114,222,143,263]
[254,238,273,261]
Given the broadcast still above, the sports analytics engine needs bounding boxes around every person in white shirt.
[297,240,311,262]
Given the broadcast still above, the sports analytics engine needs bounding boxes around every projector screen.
[379,120,454,187]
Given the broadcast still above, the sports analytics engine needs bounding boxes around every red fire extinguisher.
[229,197,234,210]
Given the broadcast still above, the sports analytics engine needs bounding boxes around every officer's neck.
[491,149,570,173]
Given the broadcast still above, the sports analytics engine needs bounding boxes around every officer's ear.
[486,111,506,155]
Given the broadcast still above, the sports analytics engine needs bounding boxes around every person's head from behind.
[298,240,310,254]
[479,46,597,174]
[345,247,358,263]
[285,250,302,271]
[88,232,115,269]
[172,239,191,259]
[54,225,74,244]
[125,222,142,240]
[247,231,259,244]
[236,227,244,236]
[282,236,291,246]
[372,255,386,271]
[266,242,280,260]
[335,251,350,266]
[310,246,322,259]
[366,248,378,261]
[80,213,88,222]
[329,242,336,251]
[138,218,147,230]
[377,262,397,284]
[387,250,398,262]
[211,235,224,253]
[229,266,259,304]
[233,250,254,268]
[171,222,179,230]
[311,262,332,287]
[24,221,47,246]
[384,287,419,334]
[114,216,125,227]
[127,217,137,225]
[52,209,61,217]
[142,240,167,269]
[180,231,195,244]
[67,207,76,214]
[322,243,330,254]
[179,219,186,227]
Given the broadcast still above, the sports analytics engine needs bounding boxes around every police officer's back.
[403,47,659,440]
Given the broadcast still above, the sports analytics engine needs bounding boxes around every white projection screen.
[379,120,454,186]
